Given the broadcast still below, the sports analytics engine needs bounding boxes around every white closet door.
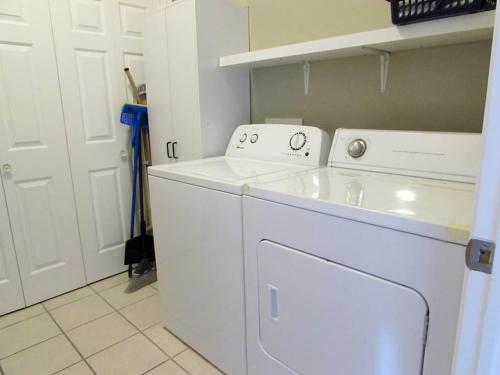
[0,180,24,315]
[50,0,158,283]
[0,0,86,304]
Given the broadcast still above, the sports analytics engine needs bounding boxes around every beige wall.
[252,42,490,134]
[231,0,491,134]
[237,0,392,50]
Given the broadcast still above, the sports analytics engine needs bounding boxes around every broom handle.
[124,68,140,104]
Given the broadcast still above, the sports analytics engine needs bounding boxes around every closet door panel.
[0,0,86,305]
[0,180,24,315]
[50,0,158,283]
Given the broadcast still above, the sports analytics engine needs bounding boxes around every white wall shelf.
[219,12,495,69]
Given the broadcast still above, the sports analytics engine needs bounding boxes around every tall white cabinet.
[144,0,250,165]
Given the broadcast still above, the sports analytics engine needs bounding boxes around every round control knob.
[250,134,259,143]
[348,139,367,159]
[290,132,307,151]
[239,133,247,143]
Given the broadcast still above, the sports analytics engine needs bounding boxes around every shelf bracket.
[303,61,311,96]
[363,47,391,93]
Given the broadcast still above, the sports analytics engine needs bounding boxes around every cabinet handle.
[172,142,179,159]
[166,142,172,159]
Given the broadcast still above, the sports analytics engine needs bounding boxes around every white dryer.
[148,124,330,375]
[243,129,481,375]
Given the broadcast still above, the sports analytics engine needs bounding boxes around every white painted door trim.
[452,9,500,375]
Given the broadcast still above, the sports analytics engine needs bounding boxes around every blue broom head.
[120,103,149,128]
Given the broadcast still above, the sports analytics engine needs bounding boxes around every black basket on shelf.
[387,0,496,25]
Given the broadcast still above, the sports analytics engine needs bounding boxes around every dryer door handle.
[268,284,279,321]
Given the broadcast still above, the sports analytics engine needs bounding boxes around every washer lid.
[246,167,475,244]
[148,157,310,194]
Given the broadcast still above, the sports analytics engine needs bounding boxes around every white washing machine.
[243,129,481,375]
[148,124,330,375]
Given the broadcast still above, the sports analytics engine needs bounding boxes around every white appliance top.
[246,129,482,244]
[148,124,331,194]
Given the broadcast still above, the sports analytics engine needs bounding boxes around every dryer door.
[257,241,429,375]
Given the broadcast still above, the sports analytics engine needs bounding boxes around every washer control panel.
[226,124,331,167]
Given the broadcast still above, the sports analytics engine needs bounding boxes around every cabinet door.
[165,0,203,162]
[0,0,86,304]
[49,0,158,282]
[143,8,176,166]
[0,180,24,315]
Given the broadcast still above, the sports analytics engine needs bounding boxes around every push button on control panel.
[250,134,259,143]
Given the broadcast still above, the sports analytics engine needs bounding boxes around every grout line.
[95,283,157,310]
[42,305,97,375]
[0,334,63,362]
[0,308,46,332]
[91,291,176,363]
[170,348,194,374]
[141,359,170,375]
[62,310,116,333]
[76,331,138,361]
[44,290,96,313]
[88,272,129,293]
[52,360,88,375]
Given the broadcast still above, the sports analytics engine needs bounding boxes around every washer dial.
[348,139,367,158]
[250,134,259,143]
[290,132,307,151]
[239,133,247,143]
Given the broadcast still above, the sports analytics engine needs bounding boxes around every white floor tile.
[66,312,138,357]
[50,295,114,331]
[0,304,45,330]
[87,334,167,375]
[0,313,60,359]
[146,360,188,375]
[90,272,129,293]
[56,361,94,375]
[43,287,95,311]
[150,281,159,290]
[99,283,156,310]
[0,335,81,375]
[143,324,187,357]
[120,294,161,330]
[175,349,223,375]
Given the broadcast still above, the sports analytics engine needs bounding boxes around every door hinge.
[466,238,495,274]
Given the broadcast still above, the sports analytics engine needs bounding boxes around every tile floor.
[0,273,223,375]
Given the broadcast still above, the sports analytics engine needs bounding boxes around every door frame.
[452,8,500,375]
